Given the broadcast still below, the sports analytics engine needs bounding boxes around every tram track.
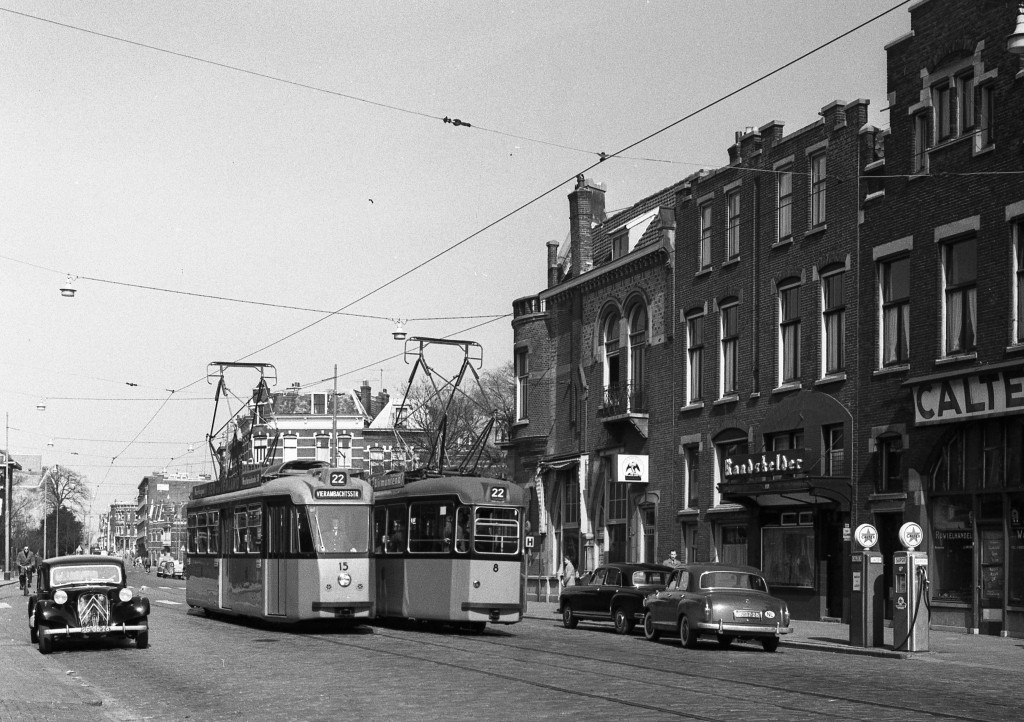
[296,620,998,721]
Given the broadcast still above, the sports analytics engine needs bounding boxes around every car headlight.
[119,588,134,602]
[337,573,351,587]
[54,590,68,604]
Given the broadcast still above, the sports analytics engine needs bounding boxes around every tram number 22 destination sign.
[315,488,362,499]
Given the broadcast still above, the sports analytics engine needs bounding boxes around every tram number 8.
[493,564,499,573]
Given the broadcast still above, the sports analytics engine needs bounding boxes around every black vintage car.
[558,562,671,634]
[28,554,151,654]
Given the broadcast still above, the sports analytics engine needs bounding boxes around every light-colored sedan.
[642,563,791,652]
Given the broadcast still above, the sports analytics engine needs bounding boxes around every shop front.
[908,364,1024,637]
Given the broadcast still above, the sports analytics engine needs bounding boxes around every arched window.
[602,310,622,411]
[627,304,647,412]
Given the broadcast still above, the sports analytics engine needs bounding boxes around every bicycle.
[18,565,33,596]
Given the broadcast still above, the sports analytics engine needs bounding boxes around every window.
[408,501,450,553]
[607,479,628,563]
[686,311,704,404]
[627,304,647,412]
[684,446,699,509]
[714,430,748,507]
[933,83,952,142]
[762,525,814,587]
[562,474,580,526]
[312,393,327,415]
[822,270,845,374]
[234,504,262,555]
[824,425,845,476]
[978,84,995,148]
[810,152,826,226]
[958,73,974,135]
[611,231,628,260]
[876,435,903,493]
[880,256,910,366]
[720,301,739,396]
[726,190,741,260]
[515,348,529,421]
[1017,224,1024,345]
[779,282,801,384]
[719,525,748,566]
[315,434,330,463]
[602,311,622,411]
[777,166,793,240]
[943,237,977,355]
[699,203,712,269]
[283,435,298,462]
[912,114,929,173]
[252,435,268,465]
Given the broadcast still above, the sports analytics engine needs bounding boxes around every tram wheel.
[561,605,579,629]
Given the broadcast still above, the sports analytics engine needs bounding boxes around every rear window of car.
[631,570,667,586]
[51,565,122,586]
[699,571,768,592]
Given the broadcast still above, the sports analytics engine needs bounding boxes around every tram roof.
[372,474,527,505]
[188,465,372,507]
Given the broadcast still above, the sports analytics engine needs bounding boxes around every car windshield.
[699,571,769,592]
[50,564,122,586]
[631,570,667,586]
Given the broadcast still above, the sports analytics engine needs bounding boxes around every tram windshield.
[307,506,370,554]
[473,506,520,555]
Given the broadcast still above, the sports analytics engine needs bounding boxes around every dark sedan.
[28,554,151,654]
[558,562,671,634]
[642,563,791,652]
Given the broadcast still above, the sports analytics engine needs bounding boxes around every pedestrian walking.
[559,555,576,589]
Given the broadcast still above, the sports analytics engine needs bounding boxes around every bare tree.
[41,466,90,555]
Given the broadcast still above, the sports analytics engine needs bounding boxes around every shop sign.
[616,454,648,483]
[913,368,1024,426]
[723,449,809,479]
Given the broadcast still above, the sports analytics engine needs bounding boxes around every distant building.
[136,472,211,563]
[105,501,136,555]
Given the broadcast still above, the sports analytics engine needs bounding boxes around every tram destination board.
[314,488,362,499]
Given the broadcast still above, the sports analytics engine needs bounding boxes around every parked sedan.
[28,554,151,654]
[642,563,791,652]
[558,563,671,634]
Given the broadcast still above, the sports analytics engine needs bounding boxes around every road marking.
[0,602,10,609]
[156,599,183,605]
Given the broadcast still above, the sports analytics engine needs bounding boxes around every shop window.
[1009,493,1024,606]
[930,496,973,603]
[762,523,814,588]
[942,236,977,355]
[719,524,747,566]
[876,435,903,493]
[880,256,910,366]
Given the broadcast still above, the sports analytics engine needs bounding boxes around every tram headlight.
[338,573,352,587]
[54,590,68,605]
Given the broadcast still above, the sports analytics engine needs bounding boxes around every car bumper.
[40,623,148,637]
[697,620,792,636]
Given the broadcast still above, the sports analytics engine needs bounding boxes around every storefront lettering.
[724,451,806,478]
[913,370,1024,425]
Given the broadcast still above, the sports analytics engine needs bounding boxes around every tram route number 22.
[488,486,507,501]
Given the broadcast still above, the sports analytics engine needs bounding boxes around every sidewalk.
[524,600,1024,668]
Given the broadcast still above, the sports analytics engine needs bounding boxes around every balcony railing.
[513,295,547,318]
[598,383,647,417]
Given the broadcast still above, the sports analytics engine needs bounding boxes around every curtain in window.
[825,310,844,372]
[782,325,799,381]
[947,289,963,353]
[723,340,736,394]
[883,305,898,364]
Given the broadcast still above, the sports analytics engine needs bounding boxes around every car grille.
[77,593,111,627]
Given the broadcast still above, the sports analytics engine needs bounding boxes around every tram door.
[265,505,289,616]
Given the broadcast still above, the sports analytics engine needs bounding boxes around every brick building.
[674,99,872,622]
[858,0,1024,635]
[136,471,211,564]
[510,175,678,588]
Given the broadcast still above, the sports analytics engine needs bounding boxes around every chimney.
[568,175,606,278]
[547,240,560,288]
[360,381,372,417]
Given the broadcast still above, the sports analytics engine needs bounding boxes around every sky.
[0,1,913,531]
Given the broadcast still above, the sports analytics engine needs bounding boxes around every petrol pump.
[849,523,884,647]
[893,521,929,652]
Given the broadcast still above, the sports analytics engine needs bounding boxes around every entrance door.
[978,524,1004,636]
[265,505,288,617]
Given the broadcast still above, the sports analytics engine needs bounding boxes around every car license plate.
[733,610,761,620]
[81,625,111,634]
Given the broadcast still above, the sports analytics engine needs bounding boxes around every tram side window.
[474,507,520,555]
[187,513,198,555]
[234,507,248,553]
[409,501,451,553]
[373,507,388,554]
[208,510,220,555]
[247,504,263,554]
[455,506,471,554]
[385,504,407,554]
[196,513,208,554]
[294,507,315,555]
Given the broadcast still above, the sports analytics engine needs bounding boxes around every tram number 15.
[489,486,507,501]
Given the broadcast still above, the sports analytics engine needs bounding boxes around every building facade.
[135,472,210,564]
[104,501,136,555]
[859,0,1024,635]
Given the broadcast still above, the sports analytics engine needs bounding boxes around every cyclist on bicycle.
[16,546,36,591]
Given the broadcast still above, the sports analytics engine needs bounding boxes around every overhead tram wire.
[82,1,915,462]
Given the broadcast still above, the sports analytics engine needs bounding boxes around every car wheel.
[679,616,698,649]
[761,637,779,653]
[613,608,634,635]
[562,605,579,629]
[38,626,52,655]
[136,624,150,649]
[716,634,734,649]
[643,611,661,641]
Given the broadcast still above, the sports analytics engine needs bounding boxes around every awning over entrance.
[718,475,851,510]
